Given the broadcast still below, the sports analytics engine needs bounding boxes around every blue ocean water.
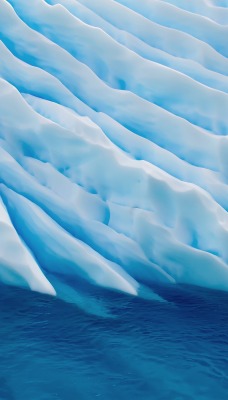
[0,284,228,400]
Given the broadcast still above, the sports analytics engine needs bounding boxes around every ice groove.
[44,0,228,94]
[160,0,228,25]
[3,0,228,136]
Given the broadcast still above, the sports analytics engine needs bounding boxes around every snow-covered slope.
[0,0,228,302]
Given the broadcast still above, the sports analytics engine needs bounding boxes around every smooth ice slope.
[0,0,228,304]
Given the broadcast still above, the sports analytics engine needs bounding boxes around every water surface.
[0,284,228,400]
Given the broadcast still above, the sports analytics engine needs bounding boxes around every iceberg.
[0,0,228,302]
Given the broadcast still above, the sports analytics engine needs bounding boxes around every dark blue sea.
[1,283,228,400]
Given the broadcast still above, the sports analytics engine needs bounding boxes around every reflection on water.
[0,283,228,400]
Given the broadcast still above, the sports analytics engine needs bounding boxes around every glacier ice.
[0,0,228,303]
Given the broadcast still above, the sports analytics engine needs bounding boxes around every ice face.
[0,0,228,302]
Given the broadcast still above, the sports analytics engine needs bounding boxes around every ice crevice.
[0,0,228,304]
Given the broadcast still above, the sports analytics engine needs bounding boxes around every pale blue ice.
[0,0,228,308]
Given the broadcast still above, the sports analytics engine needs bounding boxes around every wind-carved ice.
[0,0,228,308]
